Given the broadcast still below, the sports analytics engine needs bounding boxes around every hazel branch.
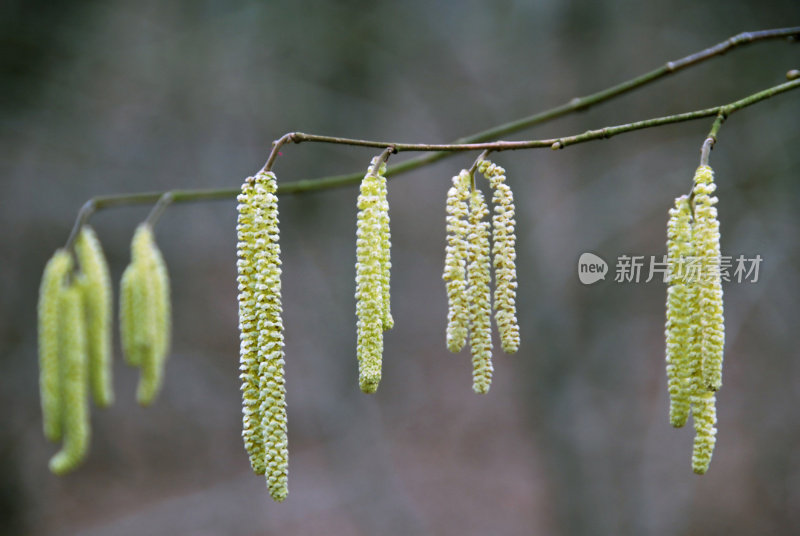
[62,26,800,229]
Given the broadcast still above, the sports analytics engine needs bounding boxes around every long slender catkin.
[478,159,520,354]
[237,170,288,502]
[665,195,694,428]
[48,282,90,475]
[467,189,493,393]
[75,225,114,408]
[443,170,470,353]
[38,249,73,442]
[355,158,388,394]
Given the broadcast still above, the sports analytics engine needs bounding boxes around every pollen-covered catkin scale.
[478,159,520,354]
[443,170,470,353]
[665,195,694,428]
[38,249,73,442]
[692,165,724,392]
[49,282,90,475]
[251,170,288,502]
[467,189,493,393]
[75,225,114,408]
[355,159,386,394]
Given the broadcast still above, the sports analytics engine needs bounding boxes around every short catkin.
[478,159,520,354]
[49,282,90,475]
[443,170,471,352]
[119,223,171,406]
[38,249,73,442]
[355,158,390,394]
[467,188,493,394]
[75,225,114,408]
[237,170,288,502]
[664,195,694,428]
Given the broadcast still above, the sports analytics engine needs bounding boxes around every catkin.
[119,224,171,406]
[355,158,389,394]
[237,170,288,502]
[665,195,694,427]
[665,164,725,474]
[691,391,717,474]
[443,170,471,352]
[378,167,393,332]
[38,249,73,442]
[467,189,493,393]
[692,166,724,392]
[49,282,90,475]
[478,159,520,354]
[75,225,114,408]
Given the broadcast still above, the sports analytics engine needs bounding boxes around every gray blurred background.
[2,1,799,535]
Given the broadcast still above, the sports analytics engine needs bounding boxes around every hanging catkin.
[664,195,694,428]
[237,170,288,502]
[467,189,493,393]
[443,170,471,353]
[38,249,73,442]
[664,164,725,474]
[75,225,114,408]
[478,159,520,354]
[119,224,171,406]
[355,158,390,394]
[692,165,724,392]
[49,281,90,475]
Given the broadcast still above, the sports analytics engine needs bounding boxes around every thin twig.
[145,192,175,228]
[63,27,800,220]
[263,132,296,172]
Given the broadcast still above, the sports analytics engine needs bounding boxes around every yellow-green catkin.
[692,165,724,393]
[691,391,717,474]
[49,282,90,475]
[38,249,73,442]
[467,189,493,393]
[478,159,520,354]
[355,159,389,394]
[75,225,114,408]
[119,224,171,406]
[236,177,265,475]
[375,161,393,331]
[665,195,694,428]
[443,170,471,352]
[253,171,288,501]
[237,170,288,501]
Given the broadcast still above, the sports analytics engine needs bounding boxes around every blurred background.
[2,1,799,534]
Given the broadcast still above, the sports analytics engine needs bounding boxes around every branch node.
[551,141,563,150]
[787,69,800,80]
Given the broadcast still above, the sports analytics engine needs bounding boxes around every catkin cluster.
[237,170,288,502]
[120,223,172,406]
[443,159,520,393]
[38,225,114,474]
[355,158,393,394]
[665,165,725,474]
